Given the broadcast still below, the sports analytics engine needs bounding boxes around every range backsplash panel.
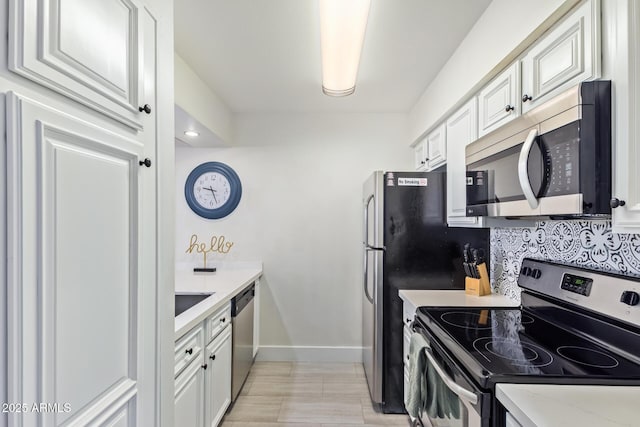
[490,220,640,300]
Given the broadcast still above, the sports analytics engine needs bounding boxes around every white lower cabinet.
[204,326,233,427]
[402,300,418,406]
[175,303,233,427]
[175,356,206,427]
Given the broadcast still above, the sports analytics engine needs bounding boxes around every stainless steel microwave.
[465,80,611,218]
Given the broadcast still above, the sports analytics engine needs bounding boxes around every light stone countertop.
[399,289,519,308]
[497,383,640,427]
[174,265,262,339]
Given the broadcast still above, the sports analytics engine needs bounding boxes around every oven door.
[413,321,490,427]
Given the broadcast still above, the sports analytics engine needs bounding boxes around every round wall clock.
[184,162,242,219]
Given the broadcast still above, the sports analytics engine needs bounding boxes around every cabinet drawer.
[175,324,204,378]
[205,303,231,344]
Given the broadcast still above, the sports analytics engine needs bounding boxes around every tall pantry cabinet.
[0,0,175,426]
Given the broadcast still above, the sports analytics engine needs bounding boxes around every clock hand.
[211,190,218,204]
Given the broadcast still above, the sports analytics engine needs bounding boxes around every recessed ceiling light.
[184,130,199,137]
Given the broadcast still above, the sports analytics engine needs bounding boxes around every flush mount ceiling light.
[184,130,200,137]
[319,0,371,97]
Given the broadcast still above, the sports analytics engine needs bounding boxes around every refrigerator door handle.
[363,194,376,304]
[363,194,374,245]
[363,247,374,304]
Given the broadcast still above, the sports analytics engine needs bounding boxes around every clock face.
[193,172,231,209]
[185,162,242,219]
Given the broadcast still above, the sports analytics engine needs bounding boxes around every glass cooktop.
[416,306,640,388]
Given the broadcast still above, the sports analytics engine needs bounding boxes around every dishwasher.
[231,282,255,401]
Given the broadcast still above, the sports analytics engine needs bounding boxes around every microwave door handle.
[518,128,540,209]
[424,347,479,405]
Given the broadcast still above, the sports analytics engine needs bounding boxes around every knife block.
[465,263,491,296]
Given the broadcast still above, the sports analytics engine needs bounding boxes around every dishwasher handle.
[232,282,255,316]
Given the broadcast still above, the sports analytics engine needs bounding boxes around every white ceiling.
[174,0,492,114]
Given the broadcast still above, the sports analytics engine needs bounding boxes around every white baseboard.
[255,346,363,363]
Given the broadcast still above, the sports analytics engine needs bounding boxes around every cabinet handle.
[407,355,410,360]
[420,160,425,165]
[139,158,152,168]
[610,198,626,209]
[185,348,193,355]
[522,94,532,103]
[202,363,208,370]
[138,104,152,114]
[220,317,226,323]
[505,105,515,112]
[406,318,411,323]
[210,354,216,360]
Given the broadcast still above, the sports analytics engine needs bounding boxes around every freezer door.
[362,172,384,404]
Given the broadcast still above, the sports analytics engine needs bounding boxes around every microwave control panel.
[541,122,580,197]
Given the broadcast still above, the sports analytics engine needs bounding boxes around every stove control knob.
[620,291,640,306]
[521,266,532,276]
[532,269,542,279]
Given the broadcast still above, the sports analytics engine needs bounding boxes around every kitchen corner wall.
[176,112,410,362]
[490,220,640,300]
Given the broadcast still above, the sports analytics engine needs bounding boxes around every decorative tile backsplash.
[490,220,640,301]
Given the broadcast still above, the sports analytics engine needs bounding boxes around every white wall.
[176,113,410,361]
[175,53,233,144]
[408,0,578,143]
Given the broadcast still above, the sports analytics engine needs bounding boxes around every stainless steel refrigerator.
[362,171,489,413]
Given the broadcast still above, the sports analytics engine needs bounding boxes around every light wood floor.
[221,361,410,426]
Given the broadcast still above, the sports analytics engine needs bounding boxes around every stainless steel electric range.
[412,258,640,427]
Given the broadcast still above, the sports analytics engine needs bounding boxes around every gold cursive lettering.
[186,234,235,268]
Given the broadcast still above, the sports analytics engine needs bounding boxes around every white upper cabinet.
[478,62,520,137]
[414,124,447,171]
[9,0,148,130]
[413,140,428,170]
[425,123,447,170]
[446,98,483,227]
[521,0,601,113]
[604,0,640,231]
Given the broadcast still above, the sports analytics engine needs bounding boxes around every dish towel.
[425,356,461,420]
[406,332,429,420]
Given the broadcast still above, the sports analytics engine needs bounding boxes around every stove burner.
[556,346,620,369]
[441,311,534,330]
[473,337,554,369]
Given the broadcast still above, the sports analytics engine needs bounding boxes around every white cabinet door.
[426,123,447,170]
[413,140,427,170]
[204,326,233,427]
[9,0,148,130]
[175,358,205,427]
[6,92,153,426]
[521,0,600,113]
[478,62,520,137]
[607,0,640,231]
[446,98,484,227]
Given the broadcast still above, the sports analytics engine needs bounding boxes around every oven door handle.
[517,128,539,209]
[424,347,479,405]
